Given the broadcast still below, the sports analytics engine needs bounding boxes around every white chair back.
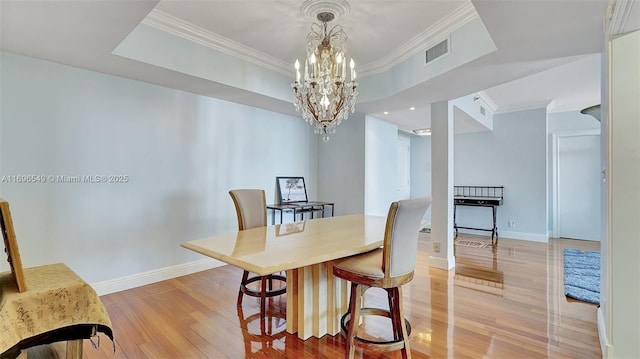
[383,197,432,278]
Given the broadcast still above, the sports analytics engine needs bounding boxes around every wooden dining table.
[181,214,387,340]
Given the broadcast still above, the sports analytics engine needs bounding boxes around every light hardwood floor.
[28,233,601,358]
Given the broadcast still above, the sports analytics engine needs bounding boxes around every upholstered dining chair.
[333,197,432,359]
[229,189,286,318]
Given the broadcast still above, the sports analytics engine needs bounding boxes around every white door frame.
[551,129,601,238]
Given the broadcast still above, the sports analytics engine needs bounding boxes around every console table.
[267,201,335,225]
[453,186,504,243]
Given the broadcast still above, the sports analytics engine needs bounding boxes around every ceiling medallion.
[300,0,351,22]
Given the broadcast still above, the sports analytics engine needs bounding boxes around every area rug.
[564,248,600,305]
[454,239,490,249]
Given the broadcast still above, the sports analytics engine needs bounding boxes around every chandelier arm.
[326,25,346,42]
[309,23,323,38]
[305,93,320,123]
[332,97,345,123]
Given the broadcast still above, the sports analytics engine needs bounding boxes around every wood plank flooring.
[27,234,601,358]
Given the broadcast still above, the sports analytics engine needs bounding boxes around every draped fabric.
[0,263,113,356]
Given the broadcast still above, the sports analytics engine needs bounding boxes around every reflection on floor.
[237,302,287,355]
[453,237,504,295]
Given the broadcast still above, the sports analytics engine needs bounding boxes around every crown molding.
[607,0,636,35]
[142,9,292,76]
[493,100,552,115]
[357,2,478,77]
[143,3,478,80]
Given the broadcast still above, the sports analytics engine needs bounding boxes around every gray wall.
[317,115,403,217]
[364,116,399,216]
[410,135,432,199]
[0,51,318,283]
[454,108,548,240]
[410,135,432,222]
[317,113,366,216]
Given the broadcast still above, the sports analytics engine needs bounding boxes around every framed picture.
[276,177,308,203]
[276,221,306,236]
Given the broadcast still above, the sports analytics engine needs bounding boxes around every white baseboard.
[457,228,548,242]
[429,255,455,270]
[92,258,225,296]
[597,306,613,358]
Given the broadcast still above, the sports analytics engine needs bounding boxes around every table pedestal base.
[286,261,349,340]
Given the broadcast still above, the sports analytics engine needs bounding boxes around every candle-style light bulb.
[310,53,316,78]
[304,60,309,80]
[350,58,355,80]
[295,59,300,82]
[342,57,346,78]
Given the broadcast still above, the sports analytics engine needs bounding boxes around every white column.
[429,101,455,270]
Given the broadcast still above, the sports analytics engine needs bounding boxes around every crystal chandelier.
[292,11,358,142]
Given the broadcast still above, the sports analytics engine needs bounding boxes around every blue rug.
[564,248,600,305]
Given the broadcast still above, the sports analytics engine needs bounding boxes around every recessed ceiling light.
[410,107,416,110]
[412,128,431,136]
[383,111,389,115]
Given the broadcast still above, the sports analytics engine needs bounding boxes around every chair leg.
[392,286,411,359]
[387,289,400,341]
[345,282,361,359]
[237,270,250,307]
[260,276,267,318]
